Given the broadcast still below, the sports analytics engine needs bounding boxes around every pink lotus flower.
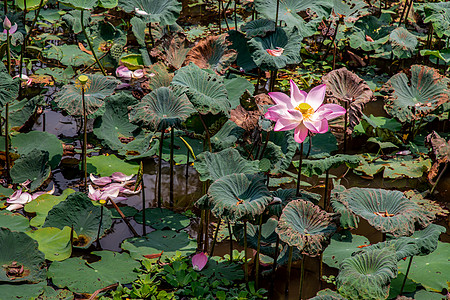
[13,74,32,86]
[111,172,134,182]
[88,185,122,202]
[6,185,55,211]
[116,66,145,79]
[266,47,284,57]
[2,17,17,34]
[265,80,346,143]
[90,173,112,186]
[192,252,208,271]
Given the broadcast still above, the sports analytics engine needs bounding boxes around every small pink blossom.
[116,66,133,79]
[265,80,346,143]
[90,173,112,186]
[192,252,208,271]
[6,185,55,211]
[2,17,17,34]
[266,47,284,57]
[88,185,121,202]
[111,172,134,182]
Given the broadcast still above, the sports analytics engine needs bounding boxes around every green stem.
[319,253,323,289]
[218,0,221,34]
[209,218,221,256]
[185,146,189,197]
[141,166,146,236]
[3,0,6,14]
[169,127,174,207]
[228,221,233,263]
[258,131,270,160]
[80,10,106,76]
[6,31,11,75]
[255,215,263,289]
[275,0,279,27]
[81,86,87,189]
[198,114,212,152]
[18,0,27,97]
[285,246,293,299]
[109,199,139,237]
[323,169,330,210]
[400,256,413,295]
[5,102,10,180]
[344,101,348,153]
[96,204,103,248]
[269,234,280,297]
[243,220,249,285]
[296,143,304,196]
[430,163,448,194]
[298,256,305,300]
[157,129,164,208]
[234,0,237,30]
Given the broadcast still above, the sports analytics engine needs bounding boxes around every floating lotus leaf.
[200,259,245,281]
[210,120,245,151]
[301,130,339,158]
[26,227,72,261]
[323,231,370,269]
[44,44,93,67]
[86,154,139,177]
[208,174,272,222]
[0,228,45,283]
[309,288,347,300]
[240,19,276,38]
[35,286,73,299]
[423,2,450,38]
[226,30,258,72]
[0,281,46,299]
[0,60,19,108]
[184,34,237,75]
[389,27,418,59]
[0,211,31,232]
[353,114,403,145]
[54,74,119,116]
[118,0,181,26]
[295,154,361,177]
[194,148,259,182]
[355,238,418,262]
[224,75,255,109]
[59,0,97,9]
[276,200,338,257]
[48,251,140,293]
[233,218,279,257]
[414,290,447,300]
[62,10,91,34]
[348,14,393,51]
[24,189,75,227]
[248,27,302,71]
[268,188,320,218]
[337,248,398,300]
[121,230,196,260]
[382,65,450,123]
[171,63,231,115]
[129,87,195,131]
[10,150,51,192]
[331,187,432,237]
[43,192,112,248]
[134,208,190,230]
[426,131,450,184]
[255,0,332,37]
[322,68,374,134]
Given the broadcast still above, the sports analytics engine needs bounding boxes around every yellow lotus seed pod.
[78,75,89,85]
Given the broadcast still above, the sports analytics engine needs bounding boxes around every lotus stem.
[398,0,410,26]
[141,173,146,236]
[431,163,448,194]
[411,116,424,140]
[319,253,323,289]
[222,0,231,31]
[323,169,330,210]
[70,224,74,250]
[269,70,278,92]
[198,114,212,152]
[332,42,337,70]
[317,18,333,53]
[198,210,205,250]
[169,127,174,207]
[296,143,304,196]
[109,199,139,237]
[228,220,233,263]
[203,210,210,253]
[343,101,348,153]
[259,131,271,160]
[255,215,263,289]
[234,0,237,30]
[157,129,164,208]
[96,203,104,248]
[275,0,280,27]
[323,17,341,60]
[298,256,305,300]
[80,10,106,76]
[3,0,6,14]
[6,31,11,75]
[269,234,281,297]
[400,256,413,295]
[285,246,294,299]
[255,68,262,94]
[4,102,10,180]
[81,84,88,190]
[403,0,413,27]
[218,0,222,34]
[210,218,221,256]
[306,133,312,158]
[185,147,189,198]
[18,0,27,98]
[243,219,249,285]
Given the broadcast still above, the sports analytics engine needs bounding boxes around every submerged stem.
[285,246,294,299]
[157,129,164,208]
[169,127,174,207]
[80,10,106,76]
[255,215,263,289]
[296,143,304,196]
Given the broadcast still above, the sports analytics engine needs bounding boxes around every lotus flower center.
[295,103,314,120]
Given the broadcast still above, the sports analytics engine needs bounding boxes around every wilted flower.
[192,252,208,271]
[6,185,55,211]
[88,172,140,202]
[135,7,149,15]
[13,74,32,86]
[116,66,145,79]
[266,47,284,57]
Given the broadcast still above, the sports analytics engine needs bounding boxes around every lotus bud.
[3,16,11,31]
[192,252,208,271]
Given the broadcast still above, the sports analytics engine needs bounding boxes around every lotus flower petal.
[192,252,208,271]
[111,172,134,182]
[7,189,33,205]
[116,66,133,79]
[6,203,24,211]
[132,69,144,79]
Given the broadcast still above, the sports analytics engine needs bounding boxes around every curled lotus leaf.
[208,174,272,222]
[194,148,260,182]
[184,34,237,75]
[323,231,370,268]
[276,200,338,257]
[426,131,450,184]
[118,0,181,26]
[0,60,19,108]
[10,150,51,192]
[240,19,276,38]
[226,30,258,72]
[337,248,398,300]
[248,27,302,71]
[355,238,418,262]
[403,224,446,256]
[382,65,450,123]
[322,68,374,134]
[268,188,320,218]
[195,194,212,210]
[296,154,362,177]
[423,2,450,38]
[389,27,418,59]
[54,74,119,116]
[330,185,359,229]
[332,186,433,237]
[128,86,196,131]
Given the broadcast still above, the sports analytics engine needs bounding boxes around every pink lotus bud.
[3,16,11,30]
[192,252,208,271]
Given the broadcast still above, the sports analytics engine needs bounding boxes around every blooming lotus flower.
[111,172,134,182]
[6,185,55,211]
[265,80,346,143]
[88,185,121,202]
[116,66,145,79]
[90,173,112,186]
[192,252,208,271]
[266,47,284,57]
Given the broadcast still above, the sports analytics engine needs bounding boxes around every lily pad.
[0,281,46,299]
[26,227,72,261]
[10,150,51,192]
[294,154,361,177]
[0,211,31,232]
[134,208,190,230]
[0,62,19,108]
[348,14,393,52]
[86,154,139,177]
[240,19,275,38]
[323,231,370,269]
[354,155,431,179]
[118,0,181,26]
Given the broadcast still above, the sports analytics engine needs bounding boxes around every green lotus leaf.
[25,226,72,261]
[210,120,245,151]
[423,2,450,38]
[134,208,190,230]
[337,248,398,300]
[171,63,231,116]
[294,154,361,177]
[0,96,43,132]
[248,27,302,71]
[382,65,450,123]
[0,61,19,108]
[309,288,347,300]
[0,186,13,198]
[200,259,244,281]
[388,273,417,299]
[332,0,368,19]
[398,241,450,292]
[10,150,51,192]
[44,44,93,67]
[0,228,46,283]
[224,75,255,109]
[83,21,126,58]
[35,67,75,85]
[389,27,418,59]
[129,87,196,131]
[15,0,48,10]
[86,154,139,177]
[59,0,98,9]
[0,281,46,299]
[322,67,374,134]
[121,134,160,161]
[355,238,418,262]
[11,131,63,169]
[194,148,260,182]
[54,74,119,116]
[43,192,112,248]
[121,230,196,260]
[330,191,359,229]
[268,188,321,218]
[323,231,370,269]
[403,224,446,256]
[48,251,140,293]
[233,218,278,257]
[348,14,393,52]
[226,30,258,72]
[414,289,447,300]
[420,49,450,64]
[130,16,146,47]
[24,189,75,227]
[208,174,272,221]
[118,0,181,26]
[240,19,275,38]
[36,286,73,300]
[254,0,332,37]
[120,54,144,70]
[62,10,90,34]
[276,200,338,256]
[0,211,31,232]
[331,187,432,237]
[353,114,403,145]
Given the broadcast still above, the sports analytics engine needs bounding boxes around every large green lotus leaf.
[353,114,403,145]
[11,131,63,169]
[332,187,432,237]
[0,186,13,198]
[44,44,93,67]
[15,0,48,10]
[129,87,196,131]
[121,230,196,260]
[0,96,42,132]
[248,27,302,71]
[348,14,393,52]
[309,289,346,300]
[194,148,259,182]
[0,228,45,283]
[26,227,72,261]
[208,174,272,222]
[414,290,447,300]
[389,27,418,59]
[161,134,204,164]
[35,66,75,85]
[323,231,370,269]
[210,120,245,151]
[82,21,126,59]
[423,2,450,38]
[268,188,320,218]
[226,30,258,72]
[122,134,160,161]
[62,10,90,34]
[0,281,46,299]
[130,16,146,47]
[48,251,140,293]
[54,74,119,116]
[354,155,431,179]
[233,218,278,257]
[398,242,450,292]
[240,19,275,38]
[43,192,112,248]
[147,62,174,90]
[134,208,190,230]
[337,248,398,300]
[276,200,337,257]
[86,154,139,177]
[0,59,19,108]
[404,224,446,256]
[200,259,244,281]
[330,192,359,229]
[0,211,31,232]
[10,150,51,192]
[254,0,332,37]
[266,130,297,174]
[355,237,418,262]
[421,49,450,64]
[171,63,231,116]
[118,0,181,26]
[59,0,97,9]
[36,286,73,299]
[382,65,450,123]
[224,75,255,109]
[332,0,367,19]
[294,154,361,177]
[24,189,75,227]
[259,243,303,266]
